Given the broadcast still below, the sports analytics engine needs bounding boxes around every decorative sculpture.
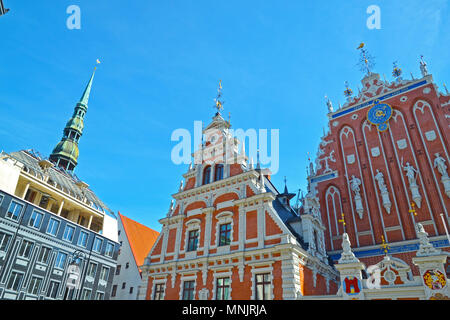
[416,223,441,256]
[433,153,450,198]
[338,233,359,264]
[401,159,422,208]
[349,175,364,219]
[374,169,391,214]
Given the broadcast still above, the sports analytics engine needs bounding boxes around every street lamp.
[64,250,86,300]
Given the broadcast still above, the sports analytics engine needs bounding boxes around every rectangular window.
[100,266,110,282]
[255,273,271,300]
[54,252,67,269]
[29,210,44,229]
[37,246,51,264]
[46,218,60,236]
[6,201,24,221]
[0,232,12,252]
[182,280,195,300]
[81,288,91,300]
[219,223,232,246]
[6,271,23,291]
[47,281,60,299]
[18,240,33,258]
[95,292,105,300]
[129,287,134,294]
[122,282,126,289]
[93,237,102,253]
[63,225,75,242]
[154,283,165,300]
[105,242,114,257]
[216,277,230,300]
[77,231,88,247]
[187,230,199,252]
[28,276,42,295]
[111,285,117,297]
[115,265,121,275]
[87,262,97,278]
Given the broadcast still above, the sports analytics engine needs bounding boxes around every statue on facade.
[374,169,391,213]
[434,153,448,177]
[433,152,450,198]
[348,175,364,219]
[401,159,422,208]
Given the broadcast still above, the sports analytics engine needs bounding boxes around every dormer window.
[214,164,224,181]
[203,166,211,185]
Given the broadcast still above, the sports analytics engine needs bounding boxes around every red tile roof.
[119,212,159,270]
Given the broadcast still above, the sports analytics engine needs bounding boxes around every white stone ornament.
[374,169,391,214]
[416,223,441,257]
[349,175,364,219]
[402,161,422,208]
[317,150,336,173]
[338,233,359,264]
[433,153,450,198]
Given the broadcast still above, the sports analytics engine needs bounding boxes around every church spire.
[49,67,97,172]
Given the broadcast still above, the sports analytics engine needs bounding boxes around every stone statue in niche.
[374,169,392,214]
[401,159,422,208]
[348,175,364,219]
[433,152,450,198]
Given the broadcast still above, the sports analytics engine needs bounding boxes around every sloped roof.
[119,212,159,269]
[4,150,115,218]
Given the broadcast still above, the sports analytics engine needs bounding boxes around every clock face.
[367,103,392,125]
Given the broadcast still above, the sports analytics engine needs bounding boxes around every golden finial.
[380,235,390,255]
[214,79,224,113]
[338,213,346,233]
[409,202,417,216]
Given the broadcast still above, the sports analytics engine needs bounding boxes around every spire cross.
[409,202,417,216]
[380,235,390,255]
[338,213,346,233]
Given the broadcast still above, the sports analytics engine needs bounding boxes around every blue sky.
[1,1,449,231]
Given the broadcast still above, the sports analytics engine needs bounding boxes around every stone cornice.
[172,170,259,200]
[234,192,276,207]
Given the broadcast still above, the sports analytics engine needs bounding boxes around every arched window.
[203,166,211,185]
[214,164,224,181]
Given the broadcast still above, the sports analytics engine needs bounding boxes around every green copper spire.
[79,67,96,107]
[49,67,96,172]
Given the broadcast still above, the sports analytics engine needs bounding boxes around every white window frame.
[27,275,44,296]
[37,246,52,264]
[77,231,89,248]
[0,231,12,252]
[215,212,234,254]
[62,224,76,242]
[93,237,103,253]
[81,288,92,300]
[95,291,105,300]
[105,242,114,257]
[6,200,24,222]
[46,280,60,299]
[28,210,44,230]
[152,278,167,300]
[46,218,60,236]
[99,266,110,282]
[54,251,68,270]
[179,275,197,300]
[250,265,274,300]
[18,240,34,259]
[212,270,232,300]
[184,219,201,258]
[6,270,24,291]
[86,261,97,278]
